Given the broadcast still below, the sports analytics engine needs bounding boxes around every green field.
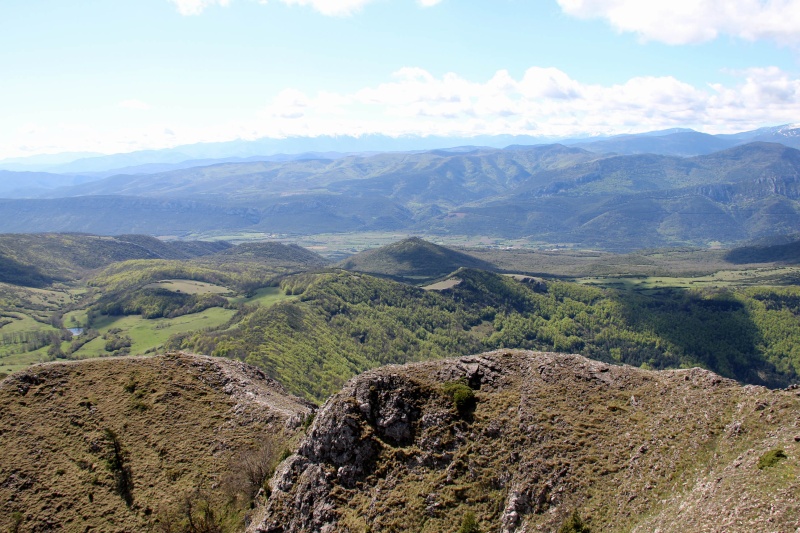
[71,307,237,358]
[233,286,293,306]
[144,279,232,295]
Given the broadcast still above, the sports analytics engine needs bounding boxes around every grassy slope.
[0,353,313,533]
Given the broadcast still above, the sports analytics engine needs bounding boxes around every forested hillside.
[170,269,800,400]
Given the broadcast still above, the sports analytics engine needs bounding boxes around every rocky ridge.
[250,350,800,533]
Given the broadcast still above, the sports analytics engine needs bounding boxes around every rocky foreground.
[1,350,798,532]
[250,350,800,533]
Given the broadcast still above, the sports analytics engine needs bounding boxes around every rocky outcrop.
[249,350,800,533]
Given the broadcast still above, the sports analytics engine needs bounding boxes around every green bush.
[458,511,480,533]
[442,381,476,413]
[758,448,787,470]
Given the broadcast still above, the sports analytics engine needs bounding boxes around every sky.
[2,0,800,159]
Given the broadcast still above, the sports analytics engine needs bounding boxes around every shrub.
[442,381,477,413]
[9,511,23,533]
[104,428,133,506]
[458,511,480,533]
[558,510,590,533]
[220,440,279,503]
[758,448,787,470]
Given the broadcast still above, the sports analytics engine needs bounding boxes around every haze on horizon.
[2,0,800,160]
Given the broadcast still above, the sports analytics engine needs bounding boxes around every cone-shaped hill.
[337,237,496,281]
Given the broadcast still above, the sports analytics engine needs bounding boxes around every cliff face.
[0,353,314,532]
[251,350,800,533]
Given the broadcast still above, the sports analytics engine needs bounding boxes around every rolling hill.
[216,241,329,267]
[0,353,313,532]
[0,233,231,286]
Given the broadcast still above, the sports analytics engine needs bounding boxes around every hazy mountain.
[573,131,738,156]
[719,123,800,149]
[3,124,800,176]
[0,170,97,197]
[0,151,102,171]
[0,134,557,174]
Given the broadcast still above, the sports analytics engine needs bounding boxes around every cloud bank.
[6,66,799,158]
[556,0,800,45]
[255,66,800,138]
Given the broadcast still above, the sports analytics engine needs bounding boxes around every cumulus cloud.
[279,0,375,16]
[557,0,800,45]
[168,0,230,16]
[256,66,800,138]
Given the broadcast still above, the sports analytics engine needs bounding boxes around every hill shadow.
[611,287,789,388]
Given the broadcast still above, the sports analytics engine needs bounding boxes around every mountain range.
[3,124,799,175]
[0,142,799,250]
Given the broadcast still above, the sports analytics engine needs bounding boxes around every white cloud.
[259,66,800,138]
[557,0,800,45]
[279,0,374,16]
[119,99,152,111]
[168,0,230,16]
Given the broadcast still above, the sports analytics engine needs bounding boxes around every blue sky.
[1,0,799,159]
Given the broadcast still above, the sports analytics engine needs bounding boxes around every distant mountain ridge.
[3,124,799,175]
